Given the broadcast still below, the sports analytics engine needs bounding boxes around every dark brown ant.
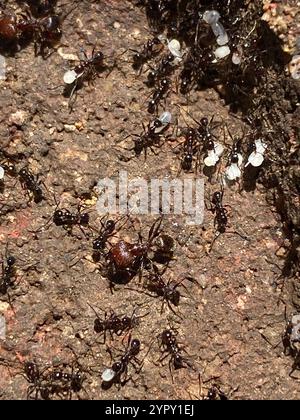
[106,217,163,286]
[18,168,44,203]
[205,385,229,400]
[0,247,16,305]
[53,205,89,236]
[22,361,51,400]
[146,52,176,87]
[88,304,148,344]
[211,190,228,235]
[63,47,105,110]
[21,0,58,16]
[179,127,200,172]
[122,112,172,160]
[209,189,248,250]
[45,364,86,399]
[131,36,163,72]
[101,334,144,388]
[158,328,194,382]
[145,266,195,317]
[148,77,170,114]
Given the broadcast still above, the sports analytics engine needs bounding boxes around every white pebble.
[0,315,6,341]
[63,69,78,84]
[203,10,220,25]
[214,45,231,59]
[0,165,4,180]
[102,368,115,382]
[0,54,6,81]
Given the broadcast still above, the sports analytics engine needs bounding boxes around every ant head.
[94,318,104,333]
[121,316,131,326]
[7,256,16,266]
[93,51,104,64]
[19,168,27,177]
[200,117,208,127]
[131,339,141,354]
[105,220,115,233]
[212,191,222,204]
[80,213,89,226]
[43,15,60,31]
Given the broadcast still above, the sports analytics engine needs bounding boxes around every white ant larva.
[225,153,243,181]
[63,69,81,85]
[245,139,267,168]
[152,111,172,134]
[204,142,224,167]
[214,45,231,60]
[101,368,116,383]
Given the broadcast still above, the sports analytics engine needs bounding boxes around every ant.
[106,216,163,286]
[208,189,248,250]
[0,246,17,307]
[45,363,86,399]
[101,334,144,388]
[179,127,200,173]
[88,304,148,344]
[63,47,105,110]
[205,385,229,400]
[0,9,62,56]
[131,35,163,72]
[158,328,194,382]
[21,0,58,16]
[18,168,44,203]
[122,111,172,160]
[91,215,129,262]
[22,361,51,400]
[53,205,90,236]
[146,52,176,87]
[148,77,170,114]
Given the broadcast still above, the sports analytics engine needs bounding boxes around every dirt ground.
[0,0,300,400]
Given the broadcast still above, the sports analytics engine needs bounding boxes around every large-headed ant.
[88,304,148,344]
[131,35,163,72]
[148,77,170,114]
[158,328,194,382]
[0,9,63,56]
[101,334,144,388]
[63,47,105,110]
[19,168,44,203]
[106,217,163,286]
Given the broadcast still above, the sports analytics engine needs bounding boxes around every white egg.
[214,142,224,157]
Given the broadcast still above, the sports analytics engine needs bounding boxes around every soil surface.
[0,0,299,400]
